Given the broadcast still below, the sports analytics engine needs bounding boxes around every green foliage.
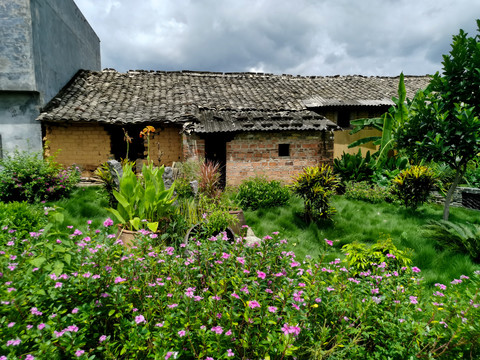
[349,73,415,166]
[344,181,393,203]
[290,164,340,221]
[396,21,480,220]
[342,237,413,275]
[0,150,80,203]
[107,161,176,231]
[0,202,46,242]
[236,176,290,210]
[463,158,480,188]
[333,150,375,185]
[2,224,479,359]
[371,155,410,188]
[392,165,437,209]
[424,220,480,262]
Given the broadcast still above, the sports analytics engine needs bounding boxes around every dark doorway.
[107,125,145,162]
[204,135,227,188]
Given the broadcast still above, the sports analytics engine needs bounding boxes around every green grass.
[46,186,111,230]
[244,195,480,285]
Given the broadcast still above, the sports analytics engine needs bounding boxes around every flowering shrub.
[1,222,479,359]
[0,150,80,203]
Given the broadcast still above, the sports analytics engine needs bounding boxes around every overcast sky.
[73,0,480,76]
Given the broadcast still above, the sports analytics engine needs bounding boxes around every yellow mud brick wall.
[148,126,183,166]
[44,123,112,175]
[334,129,381,158]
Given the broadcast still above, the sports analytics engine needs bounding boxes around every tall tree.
[396,20,480,220]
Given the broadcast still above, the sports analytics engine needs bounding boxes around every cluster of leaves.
[0,202,47,243]
[424,220,480,263]
[107,161,176,232]
[391,165,437,210]
[1,222,479,359]
[333,150,376,187]
[290,164,340,221]
[344,181,394,204]
[0,150,80,203]
[236,176,290,210]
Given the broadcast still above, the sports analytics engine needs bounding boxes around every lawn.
[245,195,480,286]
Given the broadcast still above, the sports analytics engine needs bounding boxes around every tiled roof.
[38,69,430,133]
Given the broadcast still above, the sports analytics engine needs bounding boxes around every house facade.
[38,70,430,185]
[0,0,100,155]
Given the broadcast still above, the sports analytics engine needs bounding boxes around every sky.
[73,0,480,77]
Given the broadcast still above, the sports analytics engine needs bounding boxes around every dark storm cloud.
[74,0,480,76]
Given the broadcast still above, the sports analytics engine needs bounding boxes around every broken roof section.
[37,69,431,133]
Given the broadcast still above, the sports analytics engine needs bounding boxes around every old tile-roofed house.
[38,69,430,185]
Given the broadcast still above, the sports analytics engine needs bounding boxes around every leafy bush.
[463,159,480,188]
[372,155,410,188]
[344,181,394,203]
[290,164,340,221]
[0,202,46,242]
[333,150,375,185]
[423,220,480,262]
[392,165,437,209]
[342,237,413,275]
[1,224,479,359]
[236,176,290,210]
[0,150,80,203]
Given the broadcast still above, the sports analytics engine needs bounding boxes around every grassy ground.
[49,187,480,285]
[46,186,111,230]
[244,195,480,286]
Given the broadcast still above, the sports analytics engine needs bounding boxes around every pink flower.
[325,238,333,246]
[25,355,35,360]
[226,349,234,357]
[211,325,223,334]
[135,315,146,324]
[178,330,186,337]
[248,300,260,309]
[225,329,232,336]
[72,308,79,314]
[257,271,266,279]
[75,349,85,357]
[411,266,421,273]
[410,296,418,304]
[155,322,164,327]
[103,218,114,227]
[38,323,46,330]
[236,257,245,265]
[268,306,277,313]
[99,335,107,343]
[7,322,15,328]
[114,277,126,284]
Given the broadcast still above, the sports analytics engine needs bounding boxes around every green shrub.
[372,155,410,188]
[463,159,480,188]
[344,181,394,203]
[392,165,436,209]
[0,201,46,242]
[423,220,480,262]
[333,149,375,185]
[0,150,80,203]
[290,164,339,221]
[342,237,413,275]
[236,176,290,210]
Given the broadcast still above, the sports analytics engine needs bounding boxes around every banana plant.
[348,72,411,166]
[107,161,176,232]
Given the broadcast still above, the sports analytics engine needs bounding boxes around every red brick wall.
[225,131,334,186]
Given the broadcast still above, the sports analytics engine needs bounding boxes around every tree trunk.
[443,169,464,221]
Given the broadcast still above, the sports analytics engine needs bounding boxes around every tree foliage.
[396,20,480,220]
